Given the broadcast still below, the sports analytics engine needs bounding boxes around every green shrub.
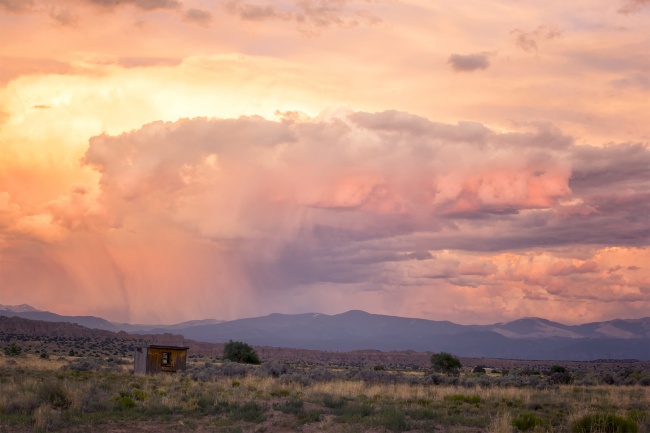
[550,365,566,374]
[512,412,550,431]
[4,343,21,356]
[323,395,348,410]
[223,340,260,365]
[571,413,638,433]
[443,394,482,405]
[270,388,291,397]
[379,407,409,432]
[114,397,136,410]
[430,352,461,375]
[297,409,322,424]
[132,389,148,401]
[38,381,71,410]
[335,403,374,423]
[273,399,303,415]
[229,402,266,422]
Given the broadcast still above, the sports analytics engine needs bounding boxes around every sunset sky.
[0,0,648,325]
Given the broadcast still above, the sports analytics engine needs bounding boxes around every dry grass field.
[0,353,648,433]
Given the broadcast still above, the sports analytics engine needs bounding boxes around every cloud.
[48,7,79,26]
[618,0,650,14]
[0,0,34,12]
[183,8,212,26]
[81,0,181,11]
[223,0,381,32]
[117,57,183,68]
[447,53,490,72]
[510,25,561,53]
[2,109,649,323]
[610,73,650,90]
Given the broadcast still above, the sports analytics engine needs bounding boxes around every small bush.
[550,365,566,374]
[229,402,266,422]
[297,409,322,424]
[273,399,303,415]
[38,381,71,410]
[323,395,348,410]
[571,413,638,433]
[114,397,136,410]
[512,412,550,431]
[444,394,482,405]
[379,406,409,432]
[132,389,148,401]
[4,343,21,356]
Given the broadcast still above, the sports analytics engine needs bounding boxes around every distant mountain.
[0,304,42,313]
[0,305,222,334]
[1,306,647,360]
[0,308,119,331]
[173,311,650,360]
[113,319,224,333]
[491,317,650,339]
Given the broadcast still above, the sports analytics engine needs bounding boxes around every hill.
[2,305,648,360]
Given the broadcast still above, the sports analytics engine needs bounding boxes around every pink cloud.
[2,111,647,323]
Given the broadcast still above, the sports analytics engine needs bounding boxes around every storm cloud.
[2,110,647,323]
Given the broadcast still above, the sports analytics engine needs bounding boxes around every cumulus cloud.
[2,110,649,323]
[448,53,490,72]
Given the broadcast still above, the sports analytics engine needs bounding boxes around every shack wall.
[146,347,187,373]
[134,347,147,374]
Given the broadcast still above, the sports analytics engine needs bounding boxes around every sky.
[0,0,648,325]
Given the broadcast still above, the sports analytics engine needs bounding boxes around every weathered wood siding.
[134,346,188,374]
[146,347,187,373]
[134,347,148,374]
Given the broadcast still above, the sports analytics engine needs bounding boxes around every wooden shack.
[134,345,189,374]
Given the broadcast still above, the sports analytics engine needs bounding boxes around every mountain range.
[1,305,648,361]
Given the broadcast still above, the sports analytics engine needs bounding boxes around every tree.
[430,352,461,375]
[223,340,260,364]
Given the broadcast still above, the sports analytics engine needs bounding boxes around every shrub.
[379,407,409,432]
[512,412,550,431]
[473,366,487,374]
[4,343,21,356]
[229,402,266,422]
[297,409,322,424]
[273,399,303,415]
[443,394,482,405]
[550,365,566,374]
[430,352,461,375]
[223,340,260,365]
[549,371,573,385]
[38,381,71,410]
[114,397,136,410]
[323,395,348,410]
[571,413,638,433]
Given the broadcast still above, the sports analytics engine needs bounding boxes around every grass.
[0,354,648,432]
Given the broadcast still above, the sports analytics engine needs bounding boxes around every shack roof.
[146,345,190,350]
